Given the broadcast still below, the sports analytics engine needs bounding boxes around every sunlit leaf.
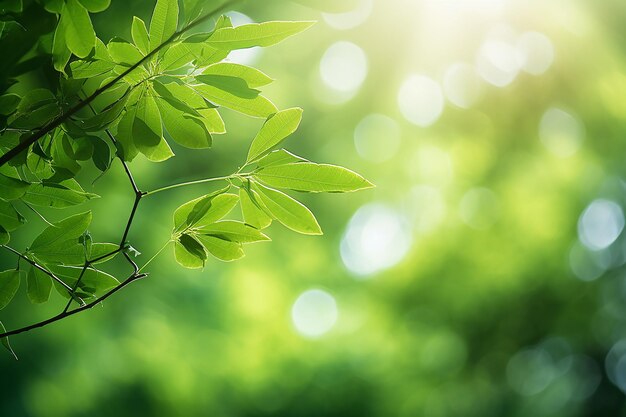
[239,187,272,230]
[254,162,374,193]
[174,234,206,269]
[173,189,237,231]
[64,0,96,58]
[149,0,178,55]
[198,220,270,243]
[246,108,303,163]
[131,16,150,55]
[207,21,315,50]
[252,182,322,235]
[196,234,244,262]
[199,63,273,89]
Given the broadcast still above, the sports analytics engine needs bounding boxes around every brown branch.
[0,272,147,338]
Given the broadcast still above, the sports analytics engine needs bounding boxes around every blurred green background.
[4,0,626,415]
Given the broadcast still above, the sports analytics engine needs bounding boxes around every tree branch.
[0,272,147,339]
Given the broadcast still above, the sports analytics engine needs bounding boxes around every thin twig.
[0,272,147,338]
[145,175,233,196]
[0,245,83,302]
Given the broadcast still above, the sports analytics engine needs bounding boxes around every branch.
[0,0,241,168]
[1,245,85,304]
[0,272,147,339]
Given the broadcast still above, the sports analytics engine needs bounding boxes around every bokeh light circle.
[397,75,444,127]
[476,39,522,87]
[322,0,373,30]
[578,199,624,251]
[320,41,368,93]
[517,31,555,75]
[443,63,483,109]
[341,203,412,276]
[291,289,338,338]
[539,107,584,157]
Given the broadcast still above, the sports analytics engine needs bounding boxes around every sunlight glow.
[443,63,483,109]
[341,204,412,277]
[398,75,444,127]
[578,199,624,251]
[320,41,368,93]
[476,39,521,87]
[322,0,373,30]
[518,31,555,75]
[539,107,584,158]
[291,289,338,338]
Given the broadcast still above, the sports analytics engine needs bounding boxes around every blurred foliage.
[2,0,626,416]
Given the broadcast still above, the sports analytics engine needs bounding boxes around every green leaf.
[132,16,150,55]
[0,94,20,116]
[64,0,96,58]
[239,187,272,230]
[22,180,98,208]
[173,190,238,231]
[195,234,244,262]
[155,95,211,149]
[194,83,277,118]
[246,108,303,163]
[70,59,116,78]
[254,162,374,193]
[0,228,9,245]
[207,21,315,50]
[108,38,144,65]
[0,202,25,232]
[91,137,111,172]
[174,234,206,269]
[0,270,20,310]
[88,243,119,263]
[32,242,85,265]
[30,211,92,251]
[257,149,307,167]
[149,0,178,54]
[114,108,140,161]
[0,321,17,360]
[49,265,119,296]
[199,63,273,89]
[160,41,194,71]
[27,267,52,304]
[133,94,173,161]
[77,0,110,13]
[52,9,71,72]
[252,182,322,235]
[197,220,270,243]
[0,174,29,201]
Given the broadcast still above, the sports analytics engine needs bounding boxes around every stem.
[138,241,171,273]
[0,272,147,339]
[1,245,83,302]
[0,0,242,168]
[145,175,233,196]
